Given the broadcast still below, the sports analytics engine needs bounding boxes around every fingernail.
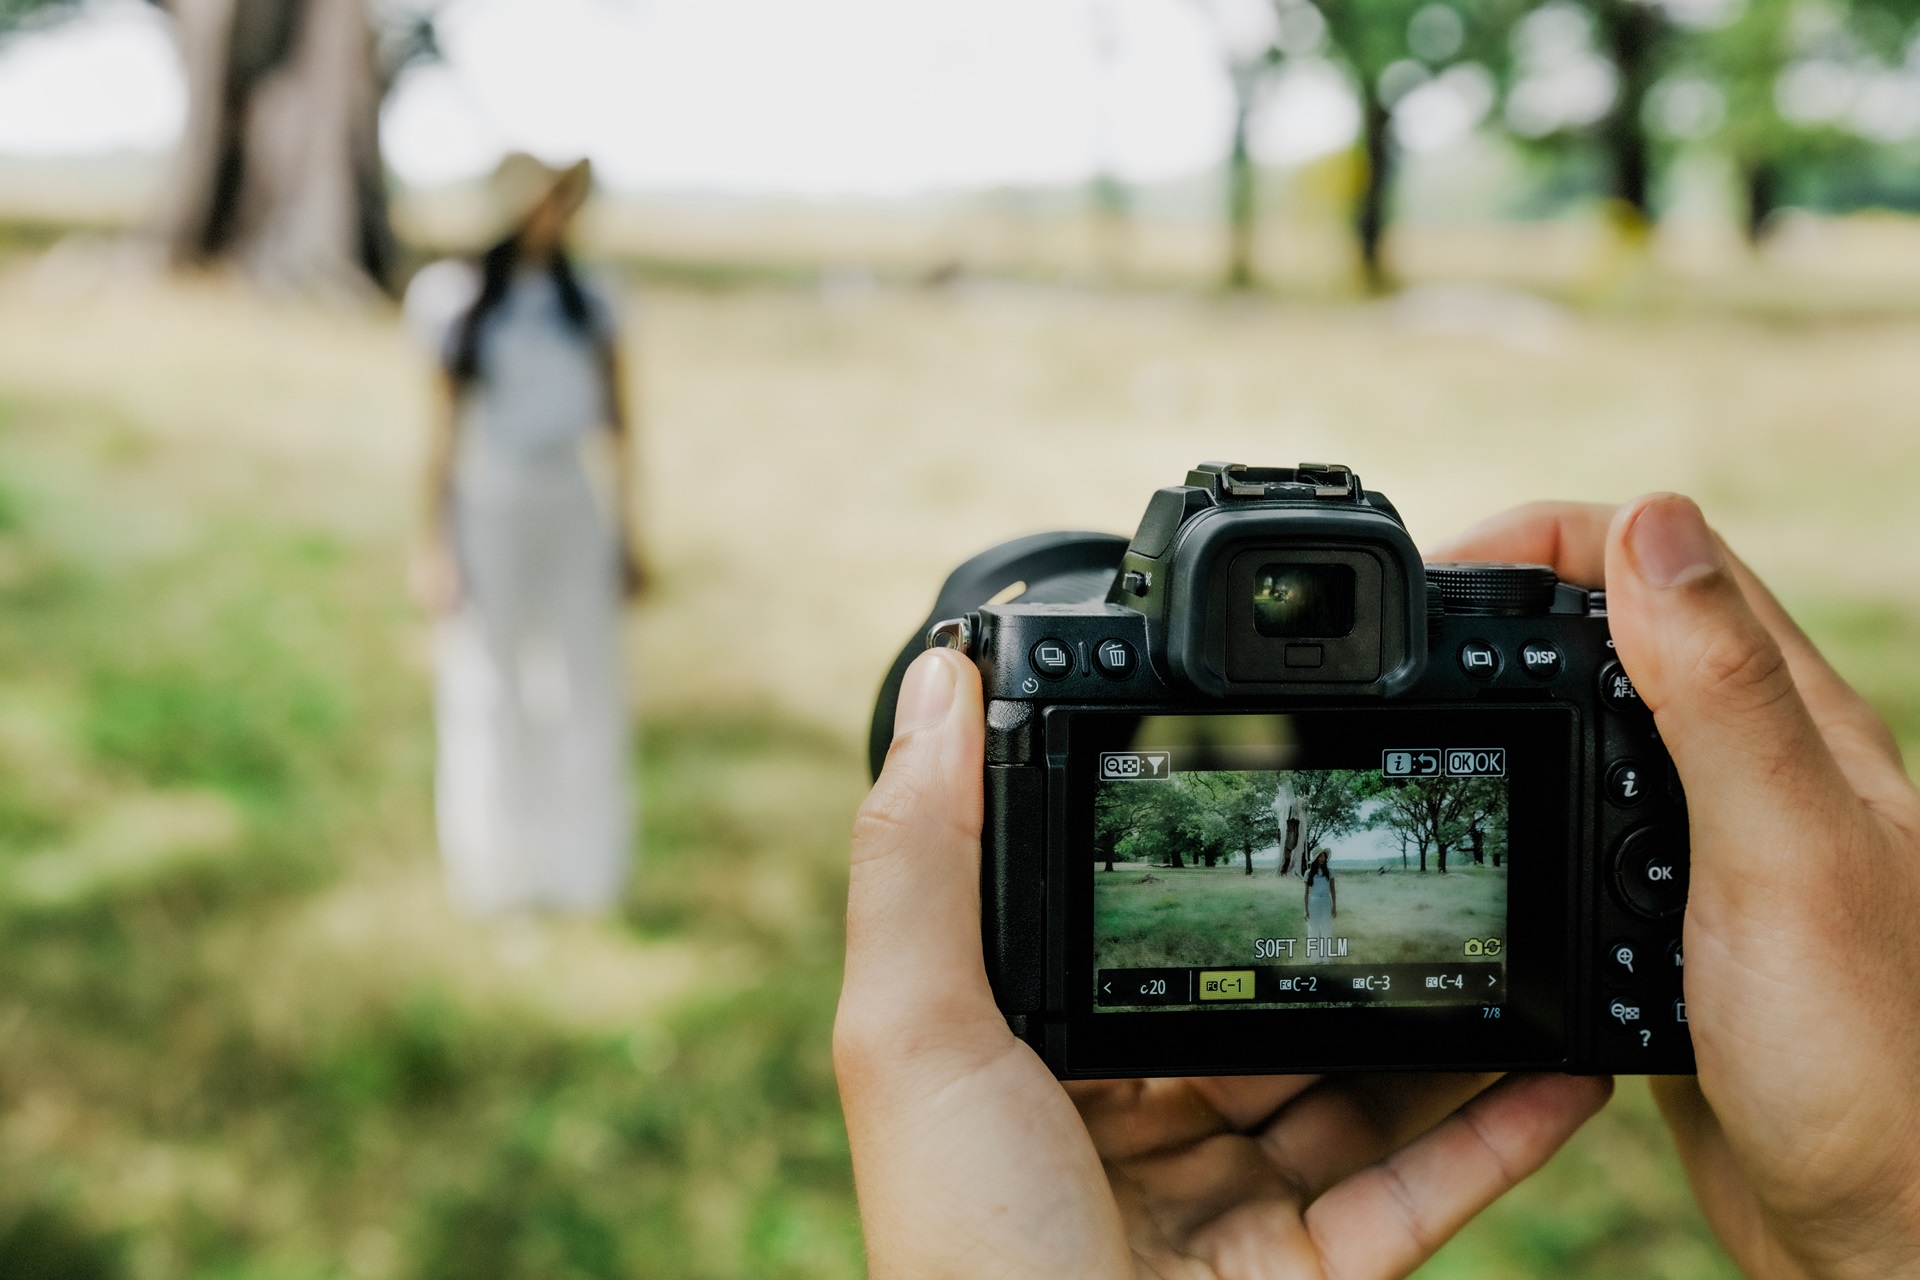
[893,651,957,738]
[1627,495,1724,589]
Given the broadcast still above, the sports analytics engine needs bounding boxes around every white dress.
[1305,869,1335,954]
[407,262,632,914]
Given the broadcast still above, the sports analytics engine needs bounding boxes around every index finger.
[1433,502,1905,782]
[1426,501,1618,588]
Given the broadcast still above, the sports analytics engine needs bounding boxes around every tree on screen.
[1108,777,1196,868]
[1367,775,1488,873]
[1272,770,1370,876]
[1193,772,1283,875]
[1453,778,1507,867]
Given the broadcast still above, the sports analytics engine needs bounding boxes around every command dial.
[1425,563,1559,618]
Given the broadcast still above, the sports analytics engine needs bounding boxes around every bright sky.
[0,0,1398,197]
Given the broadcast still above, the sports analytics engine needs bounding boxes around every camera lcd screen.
[1251,563,1356,638]
[1090,720,1511,1013]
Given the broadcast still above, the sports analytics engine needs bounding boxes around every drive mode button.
[1613,825,1689,919]
[1030,638,1073,679]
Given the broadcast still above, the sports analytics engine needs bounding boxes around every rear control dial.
[1613,824,1690,919]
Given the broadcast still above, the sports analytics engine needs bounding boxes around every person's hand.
[835,646,1612,1279]
[1435,495,1920,1279]
[409,535,461,615]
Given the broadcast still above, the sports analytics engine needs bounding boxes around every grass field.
[1094,862,1506,971]
[1,247,1918,1278]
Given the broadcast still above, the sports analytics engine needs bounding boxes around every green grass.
[0,362,862,1276]
[1,269,1918,1279]
[1094,862,1507,970]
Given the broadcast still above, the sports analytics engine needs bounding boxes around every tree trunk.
[1399,833,1408,871]
[161,0,394,294]
[1596,0,1662,229]
[1437,841,1449,874]
[1225,77,1256,289]
[1354,86,1393,293]
[1278,810,1301,877]
[1743,159,1779,246]
[1418,836,1428,873]
[1470,826,1484,866]
[1242,843,1253,875]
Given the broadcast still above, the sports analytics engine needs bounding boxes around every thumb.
[838,648,1003,1064]
[1603,494,1851,905]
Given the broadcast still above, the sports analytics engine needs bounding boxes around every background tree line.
[11,0,1920,294]
[1096,769,1507,875]
[1200,0,1920,288]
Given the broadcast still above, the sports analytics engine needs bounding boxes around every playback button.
[1030,638,1073,679]
[1613,825,1689,919]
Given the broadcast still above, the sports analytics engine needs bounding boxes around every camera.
[870,463,1692,1078]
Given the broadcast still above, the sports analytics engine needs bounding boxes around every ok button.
[1613,825,1689,919]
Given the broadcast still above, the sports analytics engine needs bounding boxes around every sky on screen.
[0,0,1410,196]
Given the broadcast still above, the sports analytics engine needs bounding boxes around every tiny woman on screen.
[406,153,643,915]
[1303,847,1337,954]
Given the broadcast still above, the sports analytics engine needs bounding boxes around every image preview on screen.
[1091,760,1510,1012]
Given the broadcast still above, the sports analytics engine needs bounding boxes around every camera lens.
[1251,564,1356,638]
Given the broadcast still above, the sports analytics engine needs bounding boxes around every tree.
[1094,785,1145,872]
[1312,0,1428,290]
[1311,0,1522,289]
[1195,0,1286,287]
[3,0,437,293]
[1368,775,1489,873]
[1272,769,1370,875]
[1207,773,1282,875]
[1589,0,1670,227]
[1452,778,1507,867]
[1107,777,1199,868]
[1689,0,1920,243]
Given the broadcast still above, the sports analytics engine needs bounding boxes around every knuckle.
[831,1000,887,1080]
[851,738,941,850]
[850,732,981,865]
[1685,624,1794,715]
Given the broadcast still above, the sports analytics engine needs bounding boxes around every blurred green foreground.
[1,259,1917,1280]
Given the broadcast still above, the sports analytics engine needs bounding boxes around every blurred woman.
[1303,847,1337,955]
[405,153,642,914]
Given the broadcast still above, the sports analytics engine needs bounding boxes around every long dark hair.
[447,233,599,385]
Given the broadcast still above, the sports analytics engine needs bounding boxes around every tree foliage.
[1096,769,1511,876]
[1363,775,1506,874]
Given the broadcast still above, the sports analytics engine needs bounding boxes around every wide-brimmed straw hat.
[477,152,593,246]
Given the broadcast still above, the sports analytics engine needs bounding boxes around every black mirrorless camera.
[870,463,1692,1079]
